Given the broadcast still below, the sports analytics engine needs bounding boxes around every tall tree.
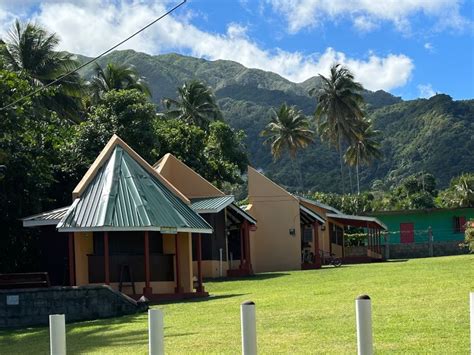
[162,80,222,131]
[439,173,474,208]
[261,104,314,190]
[0,20,84,121]
[89,62,151,103]
[311,63,365,193]
[344,119,382,194]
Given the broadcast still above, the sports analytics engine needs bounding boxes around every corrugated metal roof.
[57,146,212,233]
[190,196,234,213]
[296,195,343,214]
[22,206,70,227]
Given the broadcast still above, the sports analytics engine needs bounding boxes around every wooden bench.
[0,272,51,289]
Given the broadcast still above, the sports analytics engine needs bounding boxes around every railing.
[88,254,174,283]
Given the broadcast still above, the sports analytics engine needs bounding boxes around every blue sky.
[0,0,473,100]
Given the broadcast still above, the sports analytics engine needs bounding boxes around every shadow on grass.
[156,293,248,305]
[206,272,290,283]
[384,259,409,263]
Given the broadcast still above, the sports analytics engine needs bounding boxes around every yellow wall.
[177,232,193,292]
[247,167,302,273]
[192,260,229,278]
[156,154,224,198]
[74,232,93,286]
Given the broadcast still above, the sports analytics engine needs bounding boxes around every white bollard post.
[470,292,474,355]
[355,295,373,355]
[219,248,223,277]
[241,301,257,355]
[149,309,164,355]
[49,314,66,355]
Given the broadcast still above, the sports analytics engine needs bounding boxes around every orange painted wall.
[247,167,302,273]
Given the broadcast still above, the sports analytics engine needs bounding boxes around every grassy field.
[1,255,473,354]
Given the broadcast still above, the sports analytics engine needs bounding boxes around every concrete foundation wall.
[0,285,147,329]
[384,240,468,259]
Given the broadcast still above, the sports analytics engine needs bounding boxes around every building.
[154,153,256,278]
[245,167,386,273]
[22,135,212,300]
[370,207,474,258]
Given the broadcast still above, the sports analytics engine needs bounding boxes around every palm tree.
[310,63,365,193]
[261,104,314,190]
[0,20,84,122]
[162,81,222,131]
[89,62,151,103]
[344,119,382,194]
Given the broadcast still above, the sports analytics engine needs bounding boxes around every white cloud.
[266,0,471,34]
[353,16,379,32]
[424,42,434,52]
[418,83,436,98]
[0,0,414,91]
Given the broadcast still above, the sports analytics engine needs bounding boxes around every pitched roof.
[154,153,224,198]
[190,195,235,213]
[296,195,343,215]
[300,205,326,225]
[57,139,212,233]
[22,206,69,227]
[326,213,387,230]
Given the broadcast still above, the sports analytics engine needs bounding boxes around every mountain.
[76,50,473,193]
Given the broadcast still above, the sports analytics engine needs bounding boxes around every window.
[453,216,466,233]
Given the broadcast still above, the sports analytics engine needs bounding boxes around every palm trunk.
[338,136,345,194]
[348,167,353,194]
[292,153,304,192]
[356,144,360,195]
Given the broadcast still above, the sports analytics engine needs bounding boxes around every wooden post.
[174,234,182,293]
[149,309,164,355]
[197,233,204,293]
[244,221,252,272]
[104,232,110,285]
[313,222,321,268]
[144,231,152,297]
[68,233,75,286]
[240,223,244,269]
[49,314,66,355]
[356,295,373,355]
[241,301,257,355]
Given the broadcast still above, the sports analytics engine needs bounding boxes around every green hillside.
[76,50,473,193]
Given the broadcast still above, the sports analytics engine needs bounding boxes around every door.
[400,223,414,243]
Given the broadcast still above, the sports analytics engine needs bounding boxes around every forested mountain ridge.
[77,50,473,193]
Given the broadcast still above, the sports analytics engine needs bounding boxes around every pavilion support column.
[244,221,253,273]
[312,222,321,269]
[174,234,183,293]
[68,233,75,286]
[196,233,204,293]
[104,232,110,285]
[143,231,152,297]
[239,223,244,269]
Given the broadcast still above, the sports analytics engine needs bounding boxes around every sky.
[0,0,473,100]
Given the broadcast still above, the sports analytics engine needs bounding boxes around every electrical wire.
[0,0,187,112]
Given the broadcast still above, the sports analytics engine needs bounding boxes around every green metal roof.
[57,146,212,233]
[190,195,234,213]
[22,206,69,227]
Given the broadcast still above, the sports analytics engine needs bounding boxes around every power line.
[0,0,187,112]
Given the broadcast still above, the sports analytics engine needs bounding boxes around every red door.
[400,223,414,243]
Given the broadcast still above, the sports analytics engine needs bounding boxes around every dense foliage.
[76,50,473,193]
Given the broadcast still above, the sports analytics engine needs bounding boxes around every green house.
[369,207,473,258]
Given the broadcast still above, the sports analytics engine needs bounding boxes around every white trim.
[228,203,257,224]
[300,205,326,224]
[326,213,387,230]
[57,226,213,234]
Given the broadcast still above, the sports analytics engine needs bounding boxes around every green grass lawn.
[1,255,473,354]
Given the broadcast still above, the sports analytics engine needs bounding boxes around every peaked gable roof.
[154,153,224,198]
[58,137,211,233]
[247,166,298,202]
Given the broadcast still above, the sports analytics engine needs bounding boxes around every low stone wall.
[344,246,367,257]
[0,285,148,329]
[383,240,468,259]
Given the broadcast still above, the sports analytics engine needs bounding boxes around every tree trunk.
[348,167,354,194]
[292,153,304,192]
[338,136,345,194]
[356,144,360,195]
